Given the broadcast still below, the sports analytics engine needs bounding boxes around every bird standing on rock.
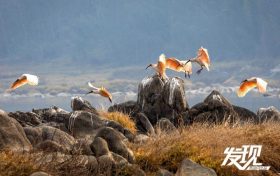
[186,47,211,74]
[237,77,267,97]
[165,57,192,78]
[87,82,113,103]
[6,74,39,92]
[146,54,167,79]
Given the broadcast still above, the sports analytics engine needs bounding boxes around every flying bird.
[146,54,167,79]
[186,47,211,74]
[87,82,113,103]
[165,57,192,78]
[237,77,267,97]
[7,74,39,92]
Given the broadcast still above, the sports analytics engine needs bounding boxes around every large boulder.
[188,90,259,124]
[137,75,188,125]
[0,110,32,152]
[67,111,104,138]
[8,111,42,127]
[71,96,99,115]
[257,106,280,122]
[95,127,135,163]
[134,113,155,135]
[108,101,141,117]
[90,137,110,157]
[24,126,76,152]
[175,159,217,176]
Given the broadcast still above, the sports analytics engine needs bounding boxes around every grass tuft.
[128,122,280,176]
[99,111,137,134]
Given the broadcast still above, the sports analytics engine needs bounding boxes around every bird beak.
[184,60,190,66]
[146,64,152,70]
[86,90,93,95]
[109,97,112,103]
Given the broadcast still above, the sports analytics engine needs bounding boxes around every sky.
[0,0,279,112]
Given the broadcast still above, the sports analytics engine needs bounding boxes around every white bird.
[146,54,167,79]
[7,74,39,92]
[186,47,211,74]
[87,82,113,103]
[165,57,192,78]
[237,77,267,97]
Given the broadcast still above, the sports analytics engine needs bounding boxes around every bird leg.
[188,72,191,78]
[196,66,204,74]
[86,90,93,95]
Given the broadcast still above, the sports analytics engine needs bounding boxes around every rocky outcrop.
[137,75,188,125]
[71,96,99,115]
[24,126,76,153]
[108,101,141,117]
[67,111,104,138]
[257,106,280,122]
[176,159,217,176]
[0,110,32,152]
[94,127,135,163]
[188,90,257,124]
[8,111,42,127]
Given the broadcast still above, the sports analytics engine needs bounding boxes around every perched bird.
[87,82,113,103]
[237,77,267,97]
[146,54,167,79]
[7,74,39,92]
[165,57,192,78]
[186,47,210,74]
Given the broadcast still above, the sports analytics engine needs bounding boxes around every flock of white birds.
[5,46,268,104]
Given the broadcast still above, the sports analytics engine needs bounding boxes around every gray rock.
[175,159,217,176]
[157,169,174,176]
[67,111,104,138]
[0,110,32,152]
[135,113,155,135]
[156,118,177,133]
[90,137,110,157]
[71,96,98,115]
[95,127,135,163]
[72,138,93,155]
[257,106,280,122]
[137,76,188,125]
[24,126,76,152]
[8,111,42,127]
[189,90,260,124]
[105,120,135,141]
[108,101,141,117]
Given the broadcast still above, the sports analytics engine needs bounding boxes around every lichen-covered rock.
[0,110,32,152]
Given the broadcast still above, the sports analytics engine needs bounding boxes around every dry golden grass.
[128,122,280,176]
[0,151,40,176]
[99,111,137,134]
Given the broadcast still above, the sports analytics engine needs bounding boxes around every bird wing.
[88,82,99,90]
[9,75,28,90]
[165,58,183,72]
[197,47,210,70]
[23,74,39,86]
[256,78,267,93]
[237,80,257,97]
